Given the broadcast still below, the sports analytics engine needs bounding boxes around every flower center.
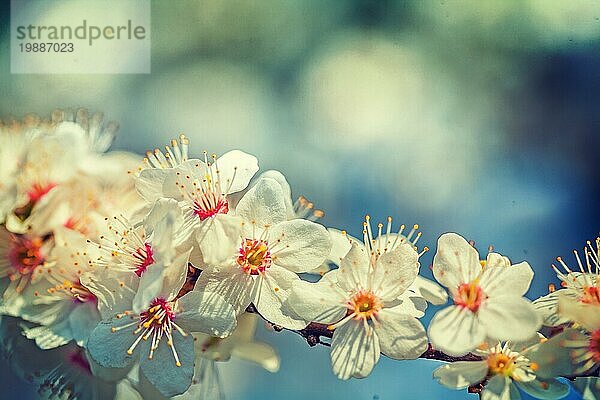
[27,182,56,203]
[487,353,515,376]
[454,281,485,312]
[237,239,271,275]
[193,191,229,221]
[349,290,382,320]
[590,329,600,363]
[7,234,45,277]
[49,279,97,304]
[133,243,155,277]
[581,285,600,305]
[112,298,187,367]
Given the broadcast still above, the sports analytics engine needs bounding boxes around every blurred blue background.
[1,1,599,399]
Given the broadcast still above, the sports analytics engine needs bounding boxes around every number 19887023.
[19,42,74,52]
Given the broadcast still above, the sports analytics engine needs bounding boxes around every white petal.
[80,269,138,319]
[479,262,534,297]
[331,320,380,380]
[195,264,254,314]
[478,296,541,342]
[433,232,481,289]
[212,150,259,195]
[68,301,101,347]
[516,378,570,400]
[375,309,428,359]
[159,248,192,301]
[558,292,600,331]
[409,275,448,305]
[481,375,520,400]
[144,198,191,248]
[528,328,589,378]
[269,219,331,273]
[21,320,71,350]
[133,261,167,313]
[533,290,571,327]
[87,318,139,369]
[433,360,488,389]
[232,341,281,373]
[485,252,511,268]
[197,214,243,266]
[286,279,347,324]
[235,177,287,226]
[139,332,195,397]
[326,228,355,266]
[337,243,371,291]
[253,265,306,330]
[372,242,419,301]
[428,305,487,356]
[176,290,237,338]
[255,170,295,219]
[136,169,170,202]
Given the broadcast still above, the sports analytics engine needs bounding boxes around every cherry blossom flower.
[6,228,102,349]
[134,141,259,258]
[534,237,600,327]
[287,217,429,380]
[0,224,53,303]
[84,198,195,312]
[322,218,447,307]
[196,177,331,330]
[434,338,569,400]
[428,233,541,356]
[86,253,237,397]
[529,293,600,379]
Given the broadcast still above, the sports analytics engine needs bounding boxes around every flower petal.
[269,219,331,273]
[533,290,571,327]
[478,296,541,342]
[253,265,306,330]
[87,318,139,369]
[558,292,600,331]
[232,341,280,373]
[516,378,569,400]
[433,232,481,289]
[255,170,295,219]
[481,375,520,400]
[331,320,380,380]
[212,150,259,195]
[428,305,486,356]
[375,308,428,360]
[287,279,347,325]
[372,242,419,301]
[433,360,488,389]
[479,262,534,297]
[195,264,254,314]
[176,290,237,338]
[337,243,371,292]
[235,177,287,226]
[528,328,589,379]
[136,169,170,202]
[197,214,243,266]
[409,275,448,305]
[139,332,195,397]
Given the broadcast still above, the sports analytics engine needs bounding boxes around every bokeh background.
[1,1,599,399]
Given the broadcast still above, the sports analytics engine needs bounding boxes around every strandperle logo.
[11,0,151,74]
[15,19,147,46]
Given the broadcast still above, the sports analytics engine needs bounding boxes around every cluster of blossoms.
[0,109,597,400]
